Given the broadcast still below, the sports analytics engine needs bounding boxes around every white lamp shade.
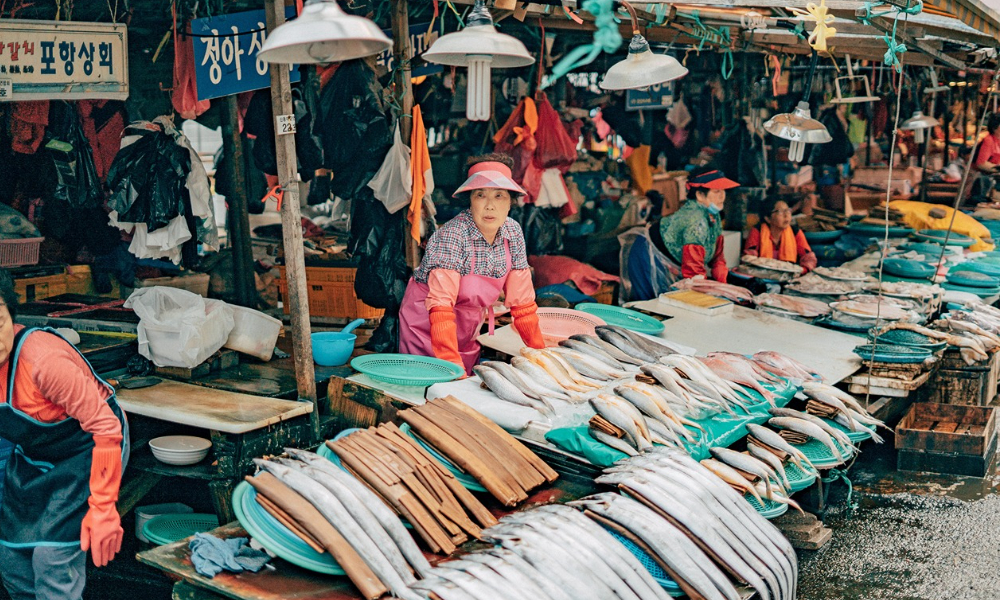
[600,36,688,90]
[901,111,938,131]
[258,0,392,65]
[423,24,534,68]
[764,101,833,144]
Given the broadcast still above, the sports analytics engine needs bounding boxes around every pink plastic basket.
[0,237,43,268]
[537,308,606,345]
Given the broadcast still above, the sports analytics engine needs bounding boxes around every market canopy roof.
[923,0,1000,37]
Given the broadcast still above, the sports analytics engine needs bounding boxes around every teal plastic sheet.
[545,379,798,468]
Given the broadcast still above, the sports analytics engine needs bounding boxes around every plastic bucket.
[311,332,356,367]
[135,503,193,543]
[224,305,283,361]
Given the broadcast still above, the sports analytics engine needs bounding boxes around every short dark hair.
[0,269,17,321]
[989,113,1000,134]
[759,196,788,221]
[467,153,514,170]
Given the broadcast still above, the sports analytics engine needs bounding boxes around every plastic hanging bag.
[532,95,577,171]
[125,287,235,368]
[368,124,412,214]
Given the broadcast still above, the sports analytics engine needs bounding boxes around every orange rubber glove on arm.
[81,437,123,567]
[428,307,464,367]
[505,269,545,349]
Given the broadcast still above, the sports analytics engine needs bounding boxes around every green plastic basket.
[574,303,665,335]
[866,328,946,351]
[350,354,465,386]
[825,418,874,443]
[744,492,788,519]
[142,513,219,546]
[784,461,818,493]
[792,437,852,469]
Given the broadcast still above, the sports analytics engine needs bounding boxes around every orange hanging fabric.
[409,105,433,242]
[171,7,210,120]
[758,223,798,263]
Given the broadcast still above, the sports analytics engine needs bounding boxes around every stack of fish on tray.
[872,307,1000,365]
[754,293,832,318]
[670,276,756,304]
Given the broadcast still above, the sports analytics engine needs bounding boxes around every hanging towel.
[10,101,49,154]
[171,14,210,120]
[409,105,435,242]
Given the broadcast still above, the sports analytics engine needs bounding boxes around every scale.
[923,68,949,95]
[830,54,878,104]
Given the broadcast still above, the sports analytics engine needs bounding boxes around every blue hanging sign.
[626,81,675,111]
[191,7,300,101]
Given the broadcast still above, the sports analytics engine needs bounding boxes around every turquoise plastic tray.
[882,258,935,279]
[947,270,999,288]
[867,328,946,351]
[606,529,684,595]
[744,492,789,519]
[792,437,853,469]
[901,242,944,255]
[954,261,1000,276]
[142,513,219,546]
[575,303,665,335]
[825,418,874,443]
[848,223,913,237]
[803,230,843,243]
[853,343,932,364]
[232,480,346,575]
[912,229,975,247]
[350,354,464,386]
[941,282,1000,298]
[784,461,818,493]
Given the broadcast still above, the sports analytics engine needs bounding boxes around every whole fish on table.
[753,351,822,381]
[559,338,631,371]
[699,458,765,505]
[662,355,749,411]
[709,447,780,500]
[616,383,701,441]
[474,365,555,414]
[549,347,631,381]
[768,407,855,451]
[253,460,424,600]
[590,428,640,456]
[801,382,889,430]
[590,395,654,452]
[436,560,532,600]
[640,365,722,417]
[483,360,571,404]
[746,443,792,490]
[707,352,782,382]
[745,424,817,473]
[467,548,574,600]
[601,325,689,358]
[699,355,776,405]
[768,417,844,462]
[510,356,583,401]
[569,334,645,367]
[751,481,805,514]
[455,552,556,600]
[596,327,659,363]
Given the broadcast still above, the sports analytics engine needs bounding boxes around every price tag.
[0,79,12,100]
[276,114,296,136]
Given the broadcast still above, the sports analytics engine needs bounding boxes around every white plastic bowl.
[149,436,211,465]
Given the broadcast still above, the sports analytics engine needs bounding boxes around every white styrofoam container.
[135,503,193,543]
[224,304,282,361]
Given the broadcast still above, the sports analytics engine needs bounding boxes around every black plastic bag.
[318,60,392,199]
[351,191,409,310]
[810,108,854,166]
[512,204,563,255]
[106,123,189,232]
[712,122,765,188]
[244,86,323,182]
[47,102,104,210]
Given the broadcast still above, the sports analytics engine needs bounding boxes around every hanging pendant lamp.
[900,111,938,143]
[600,1,687,90]
[422,0,534,121]
[763,51,832,163]
[257,0,392,65]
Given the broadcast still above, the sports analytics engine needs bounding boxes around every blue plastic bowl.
[311,332,356,367]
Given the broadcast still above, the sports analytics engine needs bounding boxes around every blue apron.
[0,327,128,548]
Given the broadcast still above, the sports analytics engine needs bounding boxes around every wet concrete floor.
[797,440,1000,600]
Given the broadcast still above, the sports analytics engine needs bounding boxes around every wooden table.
[118,380,323,523]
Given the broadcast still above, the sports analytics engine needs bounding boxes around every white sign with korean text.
[0,20,128,101]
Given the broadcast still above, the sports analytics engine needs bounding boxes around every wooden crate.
[918,351,999,407]
[896,402,997,477]
[14,273,67,303]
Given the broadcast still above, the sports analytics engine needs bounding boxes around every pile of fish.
[592,448,798,600]
[800,381,888,442]
[251,452,431,600]
[754,293,832,318]
[670,277,756,303]
[872,318,998,365]
[410,503,677,600]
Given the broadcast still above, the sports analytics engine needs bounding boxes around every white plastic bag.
[125,286,235,369]
[368,124,412,214]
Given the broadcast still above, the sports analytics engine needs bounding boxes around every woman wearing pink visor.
[399,154,545,374]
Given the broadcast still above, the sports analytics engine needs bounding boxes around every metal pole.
[220,96,257,308]
[264,0,319,438]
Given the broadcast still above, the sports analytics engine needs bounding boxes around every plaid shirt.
[413,210,529,283]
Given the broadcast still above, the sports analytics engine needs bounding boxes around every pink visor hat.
[453,161,528,197]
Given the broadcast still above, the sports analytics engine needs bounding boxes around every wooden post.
[392,0,421,269]
[264,0,319,438]
[220,96,257,308]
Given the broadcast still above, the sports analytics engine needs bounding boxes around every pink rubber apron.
[399,239,512,375]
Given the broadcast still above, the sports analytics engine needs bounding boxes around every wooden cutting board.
[116,380,312,434]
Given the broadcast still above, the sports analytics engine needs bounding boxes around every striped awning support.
[923,0,1000,38]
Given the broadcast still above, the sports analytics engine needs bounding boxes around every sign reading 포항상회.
[0,19,128,101]
[191,7,300,101]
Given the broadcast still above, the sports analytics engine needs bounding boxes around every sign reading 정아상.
[0,19,128,101]
[191,7,300,101]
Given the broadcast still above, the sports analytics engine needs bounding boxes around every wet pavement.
[797,440,1000,600]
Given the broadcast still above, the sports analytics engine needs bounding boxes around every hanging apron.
[0,327,128,548]
[399,240,512,375]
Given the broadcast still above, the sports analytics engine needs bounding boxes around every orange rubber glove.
[429,307,464,369]
[510,302,546,349]
[81,438,123,568]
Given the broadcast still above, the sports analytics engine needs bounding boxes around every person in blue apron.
[0,270,128,600]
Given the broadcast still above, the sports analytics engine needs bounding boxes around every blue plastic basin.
[311,332,356,367]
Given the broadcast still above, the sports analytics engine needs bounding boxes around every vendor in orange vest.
[743,197,817,273]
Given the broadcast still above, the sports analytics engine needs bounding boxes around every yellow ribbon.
[787,0,837,53]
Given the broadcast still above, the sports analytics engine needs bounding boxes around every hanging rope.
[859,0,923,72]
[786,0,837,53]
[821,468,855,511]
[542,0,621,89]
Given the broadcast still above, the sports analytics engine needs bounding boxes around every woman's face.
[766,201,793,231]
[696,188,726,211]
[470,188,512,239]
[0,303,14,365]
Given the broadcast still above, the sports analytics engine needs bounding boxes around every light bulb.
[913,128,925,144]
[789,140,806,163]
[467,55,493,121]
